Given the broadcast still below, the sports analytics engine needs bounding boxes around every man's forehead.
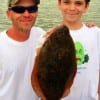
[8,0,34,7]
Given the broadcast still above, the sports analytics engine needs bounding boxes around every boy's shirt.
[63,24,100,100]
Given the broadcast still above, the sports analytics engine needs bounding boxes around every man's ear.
[6,10,12,20]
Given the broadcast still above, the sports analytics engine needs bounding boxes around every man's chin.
[19,27,31,33]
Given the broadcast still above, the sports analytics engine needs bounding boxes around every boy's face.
[58,0,89,23]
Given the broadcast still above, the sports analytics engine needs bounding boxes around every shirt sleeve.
[36,32,47,49]
[97,27,100,69]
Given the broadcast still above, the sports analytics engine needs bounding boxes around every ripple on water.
[0,0,100,31]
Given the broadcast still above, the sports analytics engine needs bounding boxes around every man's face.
[7,0,38,32]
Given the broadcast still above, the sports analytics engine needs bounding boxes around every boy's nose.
[69,4,76,10]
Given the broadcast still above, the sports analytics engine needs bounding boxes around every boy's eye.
[62,0,70,3]
[75,1,83,5]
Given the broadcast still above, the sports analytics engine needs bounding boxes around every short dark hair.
[37,25,77,100]
[8,0,40,7]
[85,0,90,4]
[58,0,90,5]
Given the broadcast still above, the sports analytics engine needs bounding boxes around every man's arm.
[98,70,100,100]
[31,49,47,100]
[85,22,96,27]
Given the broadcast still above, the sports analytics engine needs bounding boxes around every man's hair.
[37,25,77,100]
[8,0,40,7]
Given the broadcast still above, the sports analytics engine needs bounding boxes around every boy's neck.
[62,21,83,30]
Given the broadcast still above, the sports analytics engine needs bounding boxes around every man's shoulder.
[31,26,45,33]
[30,26,46,41]
[84,23,99,29]
[0,30,7,36]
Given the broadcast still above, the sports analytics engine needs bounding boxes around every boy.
[57,0,100,100]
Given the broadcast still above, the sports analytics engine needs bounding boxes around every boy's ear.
[83,3,90,13]
[58,0,61,10]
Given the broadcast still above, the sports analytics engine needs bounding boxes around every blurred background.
[0,0,100,31]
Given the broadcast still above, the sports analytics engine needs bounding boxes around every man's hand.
[85,22,96,27]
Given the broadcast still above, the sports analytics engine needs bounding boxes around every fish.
[31,25,77,100]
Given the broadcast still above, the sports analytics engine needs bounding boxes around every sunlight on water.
[0,0,100,31]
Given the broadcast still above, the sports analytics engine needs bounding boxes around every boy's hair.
[58,0,90,5]
[85,0,90,4]
[37,25,77,100]
[8,0,40,7]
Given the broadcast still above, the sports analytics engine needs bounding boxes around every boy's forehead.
[61,0,85,1]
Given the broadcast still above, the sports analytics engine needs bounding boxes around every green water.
[0,0,100,31]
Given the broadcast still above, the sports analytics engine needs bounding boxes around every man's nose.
[23,10,30,16]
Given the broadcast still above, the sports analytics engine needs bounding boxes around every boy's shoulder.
[84,24,100,32]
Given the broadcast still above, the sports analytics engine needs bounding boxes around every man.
[0,0,45,100]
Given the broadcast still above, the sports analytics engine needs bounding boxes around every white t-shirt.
[63,24,100,100]
[0,27,45,100]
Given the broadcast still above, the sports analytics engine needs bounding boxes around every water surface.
[0,0,100,31]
